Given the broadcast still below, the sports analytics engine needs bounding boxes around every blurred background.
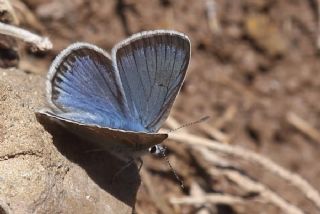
[2,0,320,213]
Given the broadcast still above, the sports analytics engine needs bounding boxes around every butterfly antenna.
[167,116,210,134]
[160,146,185,189]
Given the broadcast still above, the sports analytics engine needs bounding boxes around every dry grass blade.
[0,0,19,24]
[199,123,229,143]
[287,112,320,144]
[204,0,221,34]
[11,0,46,32]
[170,194,245,205]
[189,182,213,214]
[166,117,307,213]
[193,147,304,214]
[165,130,320,210]
[0,22,52,51]
[208,167,304,214]
[197,106,236,143]
[212,105,237,130]
[220,169,304,214]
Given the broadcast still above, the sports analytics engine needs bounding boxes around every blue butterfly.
[36,30,190,160]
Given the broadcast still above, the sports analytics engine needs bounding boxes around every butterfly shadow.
[37,115,140,208]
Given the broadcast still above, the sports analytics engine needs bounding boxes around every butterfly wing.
[40,42,167,157]
[36,110,168,157]
[46,42,144,132]
[112,30,191,132]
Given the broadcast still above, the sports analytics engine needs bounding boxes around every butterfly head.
[148,144,166,157]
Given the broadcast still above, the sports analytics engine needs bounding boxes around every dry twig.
[189,106,236,143]
[204,0,221,34]
[199,123,230,143]
[0,0,19,24]
[218,169,304,214]
[212,105,237,130]
[11,0,46,32]
[165,118,309,213]
[193,146,304,214]
[0,22,52,51]
[164,117,320,211]
[170,194,245,206]
[189,182,213,214]
[287,111,320,144]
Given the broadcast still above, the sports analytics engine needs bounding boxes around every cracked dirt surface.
[0,69,138,213]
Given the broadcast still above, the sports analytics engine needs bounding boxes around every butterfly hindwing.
[36,110,168,157]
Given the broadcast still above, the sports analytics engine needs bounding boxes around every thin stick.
[196,146,304,214]
[287,112,320,144]
[211,168,304,214]
[165,130,320,210]
[199,123,230,143]
[0,0,19,24]
[0,22,52,51]
[204,0,221,34]
[194,146,304,214]
[212,105,237,129]
[189,182,213,214]
[170,194,245,205]
[11,0,46,32]
[199,106,236,143]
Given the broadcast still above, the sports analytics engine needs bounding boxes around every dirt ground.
[4,0,320,213]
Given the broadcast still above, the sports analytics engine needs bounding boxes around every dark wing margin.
[112,30,191,132]
[46,43,132,129]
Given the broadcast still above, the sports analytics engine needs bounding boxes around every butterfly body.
[36,30,190,159]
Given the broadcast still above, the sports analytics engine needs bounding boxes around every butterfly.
[36,30,191,160]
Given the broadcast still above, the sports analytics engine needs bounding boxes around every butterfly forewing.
[113,30,191,132]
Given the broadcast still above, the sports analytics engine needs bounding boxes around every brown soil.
[8,0,320,213]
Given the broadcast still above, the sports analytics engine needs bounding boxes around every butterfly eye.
[149,145,166,157]
[148,146,158,154]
